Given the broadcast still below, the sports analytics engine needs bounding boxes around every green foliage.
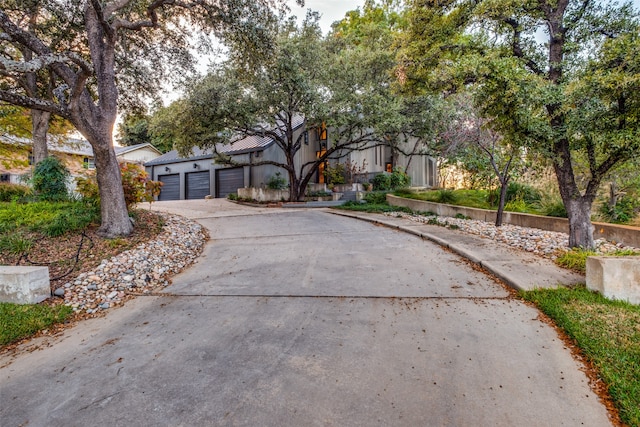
[389,167,410,189]
[227,193,238,201]
[538,195,568,218]
[0,232,33,256]
[0,302,73,346]
[266,172,287,190]
[339,200,413,214]
[598,195,639,225]
[371,173,391,191]
[435,189,457,204]
[488,182,541,206]
[364,191,389,204]
[117,113,150,147]
[31,157,69,201]
[74,176,101,205]
[521,286,640,426]
[504,198,530,213]
[324,164,347,186]
[0,183,32,202]
[75,164,161,210]
[555,249,598,273]
[0,201,100,236]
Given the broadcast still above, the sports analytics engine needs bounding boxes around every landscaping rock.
[61,213,206,313]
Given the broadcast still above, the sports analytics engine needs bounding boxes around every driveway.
[0,200,610,426]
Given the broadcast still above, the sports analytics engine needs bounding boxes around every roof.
[114,143,162,156]
[0,134,94,157]
[145,115,305,166]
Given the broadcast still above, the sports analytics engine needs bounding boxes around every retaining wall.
[387,194,640,248]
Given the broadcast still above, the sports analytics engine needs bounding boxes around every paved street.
[0,200,611,426]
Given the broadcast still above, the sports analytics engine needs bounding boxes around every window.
[83,157,95,169]
[0,173,10,182]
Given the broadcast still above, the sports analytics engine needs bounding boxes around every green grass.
[396,189,492,209]
[0,303,74,345]
[521,286,640,426]
[0,200,100,236]
[556,248,640,273]
[337,200,414,213]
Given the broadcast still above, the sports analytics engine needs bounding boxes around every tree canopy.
[398,0,640,248]
[0,0,292,236]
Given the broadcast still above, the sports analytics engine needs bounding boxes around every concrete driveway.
[0,200,611,426]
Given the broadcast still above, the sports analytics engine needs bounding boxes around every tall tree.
[399,0,640,249]
[0,0,291,237]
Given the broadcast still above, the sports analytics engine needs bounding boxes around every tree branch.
[0,90,70,118]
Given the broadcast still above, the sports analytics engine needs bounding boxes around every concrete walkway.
[0,200,609,426]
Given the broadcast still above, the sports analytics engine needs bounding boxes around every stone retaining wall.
[387,194,640,248]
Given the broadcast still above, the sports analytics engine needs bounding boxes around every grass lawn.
[0,303,74,346]
[521,286,640,426]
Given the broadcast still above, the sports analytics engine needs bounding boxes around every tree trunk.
[564,197,595,249]
[91,137,133,238]
[31,109,50,164]
[495,179,508,227]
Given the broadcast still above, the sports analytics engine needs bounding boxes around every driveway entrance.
[0,200,610,426]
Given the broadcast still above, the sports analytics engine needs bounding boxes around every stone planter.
[237,187,289,202]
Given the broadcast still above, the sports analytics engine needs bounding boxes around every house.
[0,135,161,184]
[145,116,307,200]
[145,116,438,200]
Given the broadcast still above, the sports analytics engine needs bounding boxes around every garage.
[186,171,210,199]
[158,174,180,201]
[216,168,244,198]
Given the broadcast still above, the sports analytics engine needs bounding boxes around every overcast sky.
[289,0,364,34]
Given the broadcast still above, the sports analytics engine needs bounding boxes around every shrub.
[487,182,541,206]
[75,163,162,210]
[371,173,391,191]
[435,189,457,204]
[504,198,530,213]
[364,191,389,204]
[538,194,568,218]
[598,195,639,224]
[390,167,411,189]
[32,156,69,201]
[323,163,346,186]
[267,172,287,190]
[0,183,31,202]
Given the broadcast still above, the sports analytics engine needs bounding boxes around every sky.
[289,0,364,34]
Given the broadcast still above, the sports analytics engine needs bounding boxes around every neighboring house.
[115,143,162,164]
[145,116,438,201]
[0,135,161,185]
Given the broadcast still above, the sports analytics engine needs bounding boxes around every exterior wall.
[396,155,438,188]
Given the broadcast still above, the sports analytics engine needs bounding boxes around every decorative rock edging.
[60,213,207,314]
[385,211,640,260]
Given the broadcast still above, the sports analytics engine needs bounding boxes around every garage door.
[186,171,210,200]
[158,174,180,201]
[216,168,244,198]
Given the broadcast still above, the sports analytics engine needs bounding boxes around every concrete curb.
[328,210,549,292]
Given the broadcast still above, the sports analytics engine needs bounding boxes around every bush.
[0,183,31,202]
[538,194,568,218]
[75,163,162,210]
[598,195,639,224]
[371,174,391,191]
[364,191,389,204]
[435,189,457,204]
[267,172,287,190]
[487,182,541,206]
[32,157,69,201]
[504,198,530,213]
[390,167,411,189]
